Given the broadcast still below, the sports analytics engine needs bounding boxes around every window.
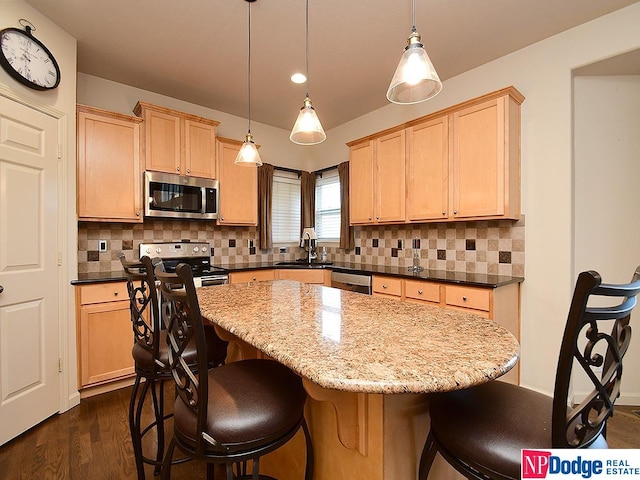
[272,171,301,244]
[315,170,341,242]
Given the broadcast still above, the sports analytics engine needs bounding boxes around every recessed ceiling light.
[291,73,307,84]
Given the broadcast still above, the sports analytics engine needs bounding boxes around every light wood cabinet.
[276,269,328,285]
[372,275,521,383]
[133,101,220,179]
[349,130,406,224]
[77,104,143,222]
[216,137,258,226]
[372,275,403,298]
[76,282,134,390]
[229,269,275,284]
[349,86,524,225]
[406,115,449,221]
[451,94,521,219]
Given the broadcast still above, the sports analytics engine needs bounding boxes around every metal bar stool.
[419,266,640,480]
[119,254,228,479]
[156,262,314,480]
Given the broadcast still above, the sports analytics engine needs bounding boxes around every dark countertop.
[73,261,523,288]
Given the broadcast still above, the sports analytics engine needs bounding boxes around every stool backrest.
[552,266,640,447]
[155,262,215,454]
[119,254,162,368]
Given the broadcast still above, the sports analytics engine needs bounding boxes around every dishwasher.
[330,271,372,295]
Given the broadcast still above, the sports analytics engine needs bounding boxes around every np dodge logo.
[522,450,640,479]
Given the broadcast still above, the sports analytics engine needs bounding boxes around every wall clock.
[0,20,60,90]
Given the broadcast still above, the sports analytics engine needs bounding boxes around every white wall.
[77,74,317,171]
[0,0,79,410]
[573,75,640,404]
[314,3,640,397]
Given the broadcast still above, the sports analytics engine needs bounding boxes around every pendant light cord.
[411,0,417,33]
[248,1,253,134]
[305,0,310,98]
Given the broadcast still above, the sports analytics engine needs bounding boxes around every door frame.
[0,83,78,414]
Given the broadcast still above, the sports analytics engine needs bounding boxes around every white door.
[0,94,60,445]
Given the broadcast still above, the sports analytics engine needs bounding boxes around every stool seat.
[174,359,307,454]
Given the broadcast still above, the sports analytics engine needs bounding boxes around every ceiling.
[24,0,638,131]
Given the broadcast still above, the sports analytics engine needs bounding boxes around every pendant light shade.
[235,132,262,166]
[387,1,442,104]
[290,96,326,145]
[235,0,263,166]
[289,0,326,145]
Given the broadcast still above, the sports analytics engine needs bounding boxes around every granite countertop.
[72,261,523,288]
[198,280,519,394]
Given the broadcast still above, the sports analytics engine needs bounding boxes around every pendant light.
[235,0,263,166]
[289,0,326,145]
[386,0,442,104]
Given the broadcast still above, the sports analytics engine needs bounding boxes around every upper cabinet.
[216,137,258,226]
[349,86,524,225]
[133,102,220,179]
[77,104,143,222]
[349,130,406,225]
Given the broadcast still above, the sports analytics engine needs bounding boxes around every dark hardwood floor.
[0,385,638,479]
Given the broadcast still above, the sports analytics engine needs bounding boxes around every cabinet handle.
[368,217,372,221]
[0,285,4,294]
[136,212,140,217]
[462,296,467,301]
[442,211,446,216]
[418,289,423,295]
[453,210,458,215]
[114,291,119,296]
[187,169,190,174]
[382,284,388,289]
[252,277,257,281]
[177,166,181,172]
[376,216,380,220]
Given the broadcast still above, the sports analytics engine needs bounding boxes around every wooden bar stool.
[419,266,640,480]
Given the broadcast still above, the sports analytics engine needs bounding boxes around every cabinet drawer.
[405,280,440,303]
[372,276,402,296]
[445,285,490,312]
[276,269,325,284]
[229,270,275,284]
[79,282,128,305]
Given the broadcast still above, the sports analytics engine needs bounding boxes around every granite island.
[197,280,519,480]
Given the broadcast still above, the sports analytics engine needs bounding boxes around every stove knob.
[145,247,151,254]
[156,247,162,254]
[201,247,207,253]
[193,246,199,253]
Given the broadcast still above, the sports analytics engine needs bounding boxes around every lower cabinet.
[76,282,135,392]
[275,269,329,285]
[229,269,275,284]
[373,275,521,384]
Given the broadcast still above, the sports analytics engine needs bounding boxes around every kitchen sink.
[275,261,333,268]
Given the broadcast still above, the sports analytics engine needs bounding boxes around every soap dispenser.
[321,246,327,263]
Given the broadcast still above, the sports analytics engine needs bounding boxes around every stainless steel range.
[139,241,228,286]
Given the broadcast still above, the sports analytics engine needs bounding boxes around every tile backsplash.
[78,217,524,277]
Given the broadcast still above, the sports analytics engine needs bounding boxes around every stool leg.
[418,431,438,480]
[129,374,148,480]
[160,438,176,480]
[150,379,165,475]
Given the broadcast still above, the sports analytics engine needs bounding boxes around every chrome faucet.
[301,229,317,264]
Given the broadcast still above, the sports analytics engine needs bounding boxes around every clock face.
[0,27,60,90]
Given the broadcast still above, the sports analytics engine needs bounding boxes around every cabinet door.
[77,107,143,222]
[184,119,217,178]
[349,141,374,224]
[79,300,134,387]
[452,97,505,218]
[375,130,405,223]
[144,108,181,174]
[217,138,258,225]
[407,116,449,221]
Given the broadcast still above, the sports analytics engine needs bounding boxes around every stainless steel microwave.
[144,171,219,220]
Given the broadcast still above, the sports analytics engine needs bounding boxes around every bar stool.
[156,262,314,480]
[419,266,640,480]
[119,254,228,479]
